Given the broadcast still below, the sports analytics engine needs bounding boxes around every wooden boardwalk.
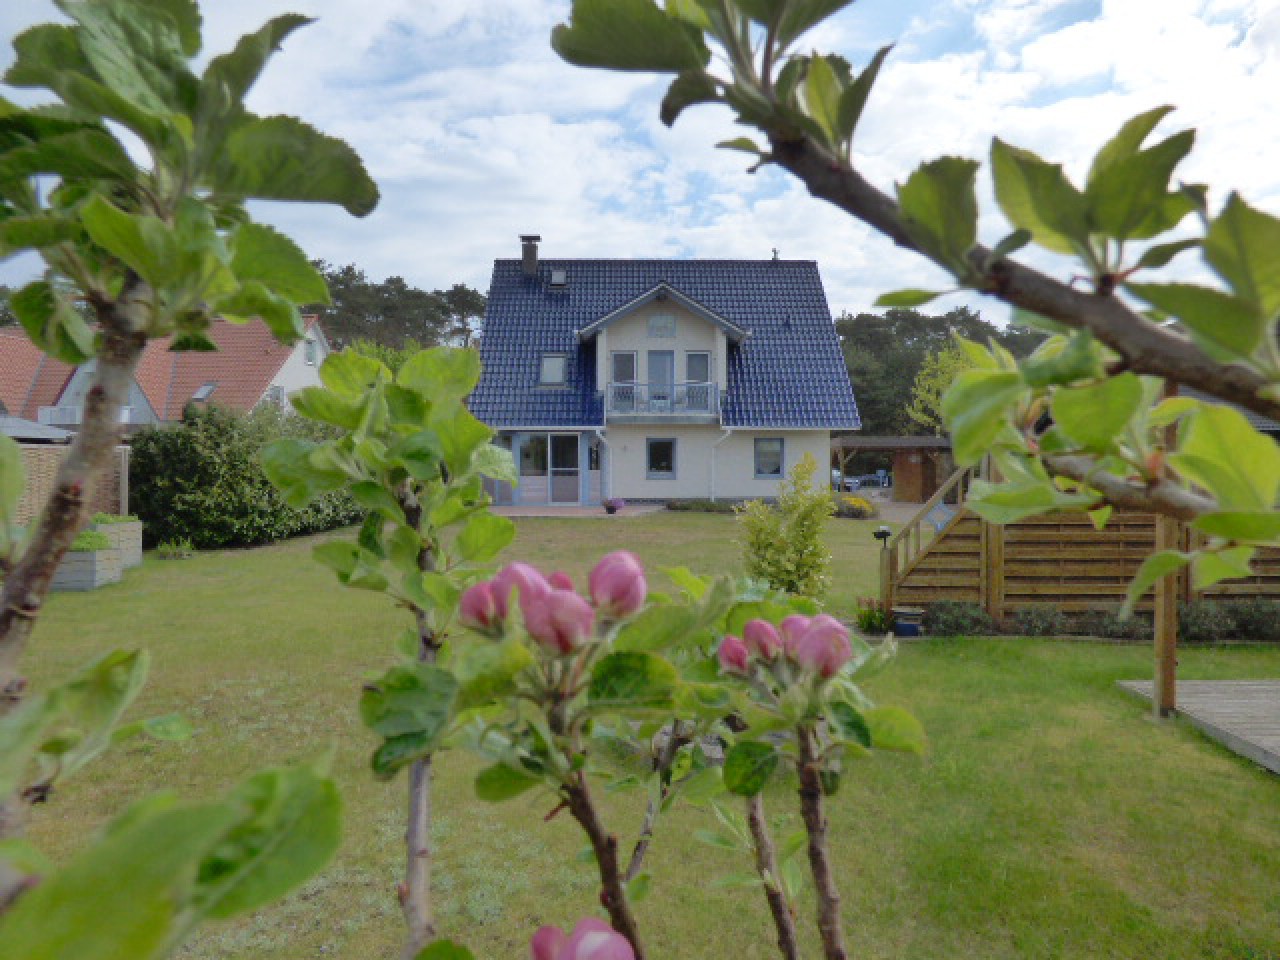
[1119,680,1280,775]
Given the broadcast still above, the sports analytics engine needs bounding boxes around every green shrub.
[1072,609,1154,642]
[666,498,736,514]
[91,512,139,524]
[855,600,891,634]
[833,494,878,519]
[157,537,195,560]
[1177,600,1236,644]
[737,454,834,597]
[69,530,112,552]
[922,601,996,637]
[1224,598,1280,643]
[130,405,363,549]
[1009,605,1068,637]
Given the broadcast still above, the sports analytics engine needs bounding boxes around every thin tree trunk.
[625,720,686,883]
[746,793,800,960]
[564,774,647,960]
[797,725,848,960]
[0,289,146,912]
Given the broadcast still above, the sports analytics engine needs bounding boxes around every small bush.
[666,498,736,514]
[833,494,878,519]
[130,405,363,549]
[1009,605,1068,637]
[1224,598,1280,643]
[1177,600,1236,644]
[157,537,195,560]
[922,601,996,637]
[69,530,112,552]
[855,597,891,634]
[91,512,139,524]
[737,454,834,597]
[1073,609,1153,642]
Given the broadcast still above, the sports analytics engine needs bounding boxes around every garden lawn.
[22,511,1280,960]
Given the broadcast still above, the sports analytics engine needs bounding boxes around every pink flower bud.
[549,571,576,591]
[778,614,812,656]
[459,581,501,633]
[492,562,550,619]
[531,925,568,960]
[793,614,853,678]
[523,587,596,655]
[588,551,647,619]
[718,634,750,675]
[530,919,634,960]
[743,619,782,660]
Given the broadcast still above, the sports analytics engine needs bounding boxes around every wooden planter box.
[51,548,123,591]
[92,520,143,568]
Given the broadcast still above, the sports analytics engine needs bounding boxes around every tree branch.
[625,720,688,883]
[796,725,847,960]
[1044,454,1216,523]
[746,793,800,960]
[766,136,1280,423]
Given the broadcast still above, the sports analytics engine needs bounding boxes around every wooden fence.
[882,466,1280,620]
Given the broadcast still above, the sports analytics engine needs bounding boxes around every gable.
[576,282,747,343]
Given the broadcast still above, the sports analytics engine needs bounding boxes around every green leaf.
[52,649,151,782]
[896,156,980,275]
[1050,373,1143,451]
[0,128,136,183]
[1169,404,1280,510]
[289,386,364,431]
[10,280,96,364]
[474,764,541,803]
[826,701,871,747]
[874,288,943,308]
[717,137,765,156]
[1085,130,1195,240]
[455,512,515,563]
[1019,332,1103,388]
[398,348,482,403]
[863,706,926,754]
[402,571,461,613]
[1192,546,1256,590]
[1087,106,1175,185]
[588,652,679,708]
[349,481,406,523]
[552,0,711,72]
[259,437,346,508]
[0,839,52,876]
[723,741,779,796]
[1126,283,1263,360]
[1193,511,1280,543]
[775,0,856,50]
[1134,238,1199,271]
[941,370,1027,464]
[0,692,64,798]
[312,542,389,593]
[80,195,176,286]
[990,138,1089,255]
[211,114,379,217]
[660,69,719,126]
[320,349,389,397]
[1203,192,1280,318]
[431,405,493,476]
[615,605,700,653]
[470,443,518,487]
[802,54,845,149]
[0,214,80,257]
[627,872,653,902]
[360,663,458,740]
[836,44,890,151]
[1123,549,1191,616]
[195,765,342,918]
[230,222,329,305]
[452,638,534,711]
[414,942,477,960]
[985,228,1032,267]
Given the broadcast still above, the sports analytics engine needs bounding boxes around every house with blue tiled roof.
[470,236,860,506]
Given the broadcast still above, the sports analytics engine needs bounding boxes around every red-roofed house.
[0,317,329,429]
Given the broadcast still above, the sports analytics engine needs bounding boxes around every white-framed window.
[267,385,286,407]
[539,354,567,385]
[304,339,317,365]
[686,351,711,383]
[611,351,637,383]
[647,313,676,338]
[647,438,676,479]
[754,438,784,478]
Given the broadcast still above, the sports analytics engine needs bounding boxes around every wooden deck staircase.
[881,463,1280,620]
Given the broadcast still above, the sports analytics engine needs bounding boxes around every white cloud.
[1,0,1278,327]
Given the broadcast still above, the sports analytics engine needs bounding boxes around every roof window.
[539,354,567,385]
[549,269,568,289]
[192,382,217,402]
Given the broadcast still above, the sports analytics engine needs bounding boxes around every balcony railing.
[39,405,134,426]
[606,381,719,417]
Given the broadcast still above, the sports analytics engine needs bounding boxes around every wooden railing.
[881,461,978,609]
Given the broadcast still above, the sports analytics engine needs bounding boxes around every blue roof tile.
[470,259,860,430]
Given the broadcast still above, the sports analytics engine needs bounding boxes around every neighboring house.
[0,317,328,430]
[469,237,860,506]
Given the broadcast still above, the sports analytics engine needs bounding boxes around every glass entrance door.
[550,434,580,504]
[649,350,674,411]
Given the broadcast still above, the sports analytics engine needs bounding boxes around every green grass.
[22,512,1280,959]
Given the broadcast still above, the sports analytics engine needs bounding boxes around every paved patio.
[1119,679,1280,775]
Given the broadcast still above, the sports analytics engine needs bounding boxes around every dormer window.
[647,313,676,338]
[539,354,567,385]
[191,382,217,402]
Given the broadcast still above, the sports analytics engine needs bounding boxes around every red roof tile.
[0,327,75,419]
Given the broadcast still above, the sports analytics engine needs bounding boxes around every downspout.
[711,427,734,502]
[594,427,610,503]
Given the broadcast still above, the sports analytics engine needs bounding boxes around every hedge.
[130,405,363,549]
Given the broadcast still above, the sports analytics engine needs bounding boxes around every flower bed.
[91,513,143,568]
[51,530,122,591]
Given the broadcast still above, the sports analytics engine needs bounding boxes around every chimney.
[520,234,541,277]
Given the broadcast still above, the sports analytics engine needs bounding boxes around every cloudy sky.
[2,0,1278,322]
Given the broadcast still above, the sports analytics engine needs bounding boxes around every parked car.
[855,471,891,488]
[831,470,861,491]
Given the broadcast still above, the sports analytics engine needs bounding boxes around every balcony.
[605,381,719,423]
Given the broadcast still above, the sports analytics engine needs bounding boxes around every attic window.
[648,313,676,338]
[539,354,567,385]
[191,382,217,402]
[304,339,317,365]
[549,269,568,289]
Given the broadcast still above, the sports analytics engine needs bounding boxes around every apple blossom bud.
[718,634,750,674]
[588,551,647,619]
[492,562,550,618]
[531,925,568,960]
[743,619,782,660]
[549,570,576,591]
[523,587,596,654]
[794,614,853,678]
[459,581,501,633]
[564,919,635,960]
[778,614,812,656]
